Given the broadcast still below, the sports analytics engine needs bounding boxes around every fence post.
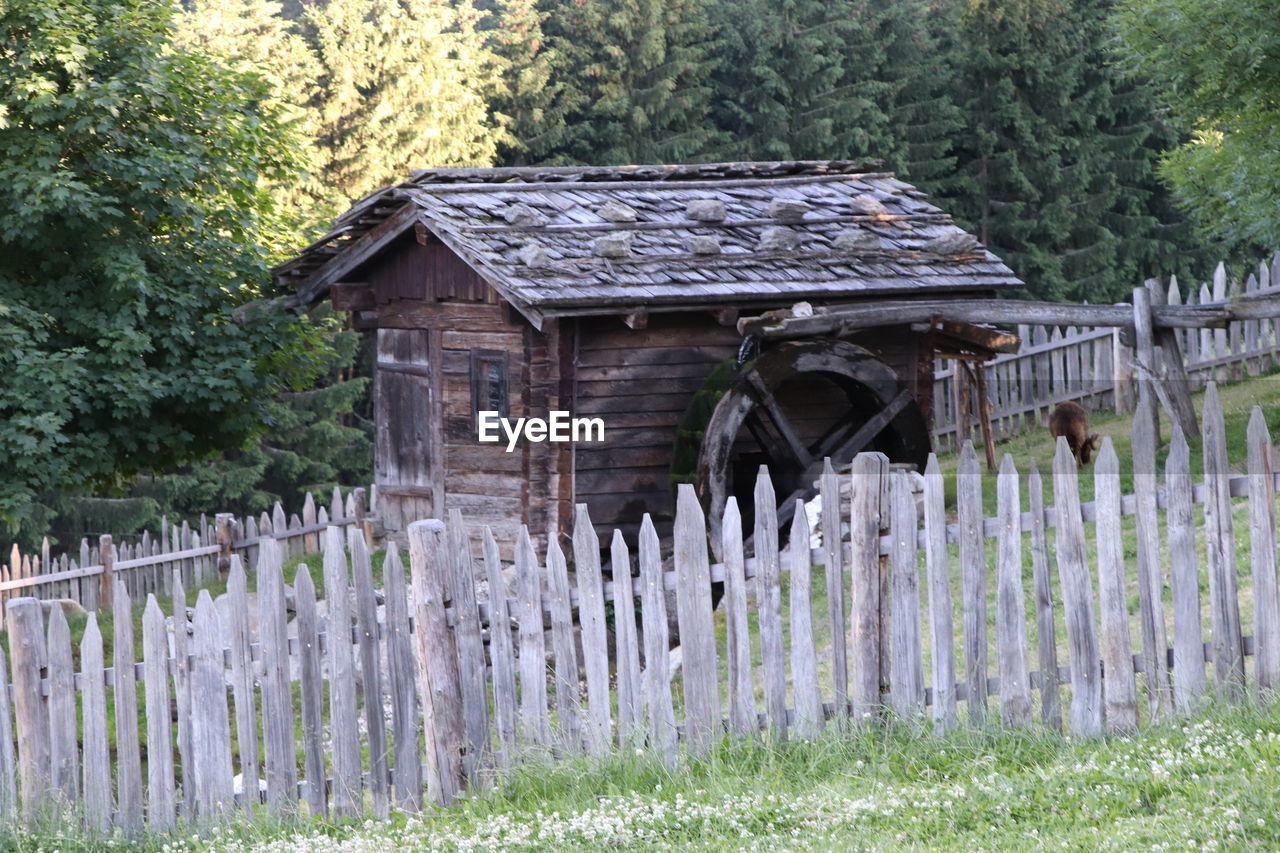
[1112,324,1134,414]
[848,452,889,725]
[407,519,465,806]
[215,514,234,577]
[1147,278,1199,438]
[1132,286,1162,445]
[6,598,48,823]
[97,534,113,611]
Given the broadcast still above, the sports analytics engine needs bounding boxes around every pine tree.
[707,0,959,181]
[528,0,721,165]
[479,0,574,165]
[300,0,506,203]
[936,0,1199,303]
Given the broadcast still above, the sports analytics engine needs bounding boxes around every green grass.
[7,700,1280,851]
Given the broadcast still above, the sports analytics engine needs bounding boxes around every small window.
[471,349,509,426]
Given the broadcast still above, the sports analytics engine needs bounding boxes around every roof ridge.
[404,160,883,186]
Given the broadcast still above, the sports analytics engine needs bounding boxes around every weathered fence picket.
[923,455,957,731]
[1095,439,1139,733]
[995,454,1031,728]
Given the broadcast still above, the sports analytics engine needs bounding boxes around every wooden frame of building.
[275,161,1022,550]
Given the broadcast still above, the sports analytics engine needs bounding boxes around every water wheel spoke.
[745,373,813,469]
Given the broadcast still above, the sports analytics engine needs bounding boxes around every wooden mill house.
[274,161,1022,550]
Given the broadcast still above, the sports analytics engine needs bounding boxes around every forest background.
[1,0,1274,549]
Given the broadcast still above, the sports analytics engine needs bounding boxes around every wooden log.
[611,530,644,745]
[1095,439,1140,732]
[408,519,466,806]
[322,527,361,815]
[1166,425,1205,710]
[753,468,787,737]
[481,531,517,767]
[1201,383,1245,699]
[1028,460,1061,729]
[572,505,612,756]
[80,615,111,834]
[722,499,755,737]
[958,442,988,723]
[639,515,677,765]
[383,541,422,809]
[349,527,390,816]
[546,537,582,753]
[1247,407,1280,695]
[224,556,259,815]
[171,574,193,821]
[675,485,720,753]
[45,605,76,808]
[923,455,957,731]
[257,538,298,813]
[819,459,848,716]
[1053,437,1103,735]
[788,503,822,737]
[887,472,923,716]
[143,597,176,829]
[11,594,53,819]
[995,455,1032,727]
[190,592,234,821]
[515,528,550,748]
[1131,397,1172,719]
[848,453,889,724]
[293,566,327,819]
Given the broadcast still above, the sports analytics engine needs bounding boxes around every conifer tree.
[299,0,505,204]
[708,0,958,182]
[529,0,720,164]
[937,0,1196,302]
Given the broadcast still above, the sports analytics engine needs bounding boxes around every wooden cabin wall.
[573,313,743,540]
[363,236,566,555]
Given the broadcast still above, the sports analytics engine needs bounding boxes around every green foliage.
[298,0,504,203]
[521,0,721,165]
[0,0,311,541]
[933,0,1199,302]
[122,306,372,528]
[1114,0,1280,253]
[708,0,960,183]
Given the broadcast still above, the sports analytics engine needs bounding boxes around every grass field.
[6,699,1280,851]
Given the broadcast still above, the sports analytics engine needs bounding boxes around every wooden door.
[375,328,440,534]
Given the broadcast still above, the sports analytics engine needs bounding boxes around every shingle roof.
[276,161,1023,316]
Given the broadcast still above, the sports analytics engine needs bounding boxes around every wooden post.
[97,534,113,611]
[1095,439,1140,733]
[1166,425,1205,710]
[113,586,144,833]
[215,513,234,577]
[407,519,465,806]
[848,453,889,724]
[6,598,48,823]
[638,516,677,764]
[572,505,612,757]
[1053,438,1103,735]
[1112,325,1134,414]
[923,455,957,732]
[1202,383,1245,700]
[971,364,999,471]
[1132,287,1162,445]
[958,442,988,723]
[675,485,720,753]
[995,455,1032,728]
[1131,397,1172,719]
[1147,278,1199,438]
[1246,407,1280,696]
[754,468,787,738]
[722,499,755,737]
[1028,460,1061,730]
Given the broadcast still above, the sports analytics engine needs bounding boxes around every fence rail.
[0,381,1276,831]
[933,252,1280,450]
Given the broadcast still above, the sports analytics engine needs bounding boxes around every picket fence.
[0,487,371,612]
[933,252,1280,450]
[0,382,1276,830]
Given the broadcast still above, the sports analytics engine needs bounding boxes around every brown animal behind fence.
[1049,401,1099,465]
[1,383,1278,832]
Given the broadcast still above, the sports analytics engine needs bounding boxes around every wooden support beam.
[740,296,1280,338]
[1147,278,1199,438]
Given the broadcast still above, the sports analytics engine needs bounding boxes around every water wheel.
[695,338,930,553]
